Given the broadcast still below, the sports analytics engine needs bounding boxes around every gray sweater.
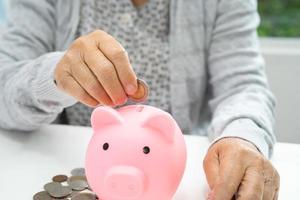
[0,0,275,158]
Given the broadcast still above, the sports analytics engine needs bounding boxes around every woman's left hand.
[203,137,280,200]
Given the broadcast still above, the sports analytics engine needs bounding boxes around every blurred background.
[258,0,300,144]
[0,0,299,143]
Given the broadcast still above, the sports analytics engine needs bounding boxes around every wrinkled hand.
[55,30,138,107]
[203,138,280,200]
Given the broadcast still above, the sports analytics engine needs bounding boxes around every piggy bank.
[85,105,187,200]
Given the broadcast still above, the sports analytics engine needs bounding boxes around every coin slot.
[136,106,144,112]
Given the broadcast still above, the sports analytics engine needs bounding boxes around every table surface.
[1,125,300,199]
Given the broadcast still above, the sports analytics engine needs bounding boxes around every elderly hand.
[203,137,280,200]
[54,30,138,107]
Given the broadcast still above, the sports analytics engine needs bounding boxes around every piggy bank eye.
[103,143,109,151]
[143,146,150,154]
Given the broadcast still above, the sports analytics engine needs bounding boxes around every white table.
[0,125,299,199]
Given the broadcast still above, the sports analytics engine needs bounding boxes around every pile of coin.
[33,168,99,200]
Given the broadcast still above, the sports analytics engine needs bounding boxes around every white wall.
[261,38,300,144]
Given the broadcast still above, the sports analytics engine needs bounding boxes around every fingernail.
[126,84,137,95]
[114,97,127,106]
[120,97,128,105]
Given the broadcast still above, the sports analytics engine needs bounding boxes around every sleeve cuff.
[210,119,271,158]
[32,52,77,107]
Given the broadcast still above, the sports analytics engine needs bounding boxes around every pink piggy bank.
[85,105,187,200]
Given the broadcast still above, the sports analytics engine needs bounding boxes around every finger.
[203,150,220,189]
[273,179,280,200]
[236,166,264,200]
[262,177,274,200]
[56,72,99,107]
[211,154,246,200]
[263,163,280,200]
[273,189,279,200]
[83,49,128,105]
[91,30,138,95]
[70,58,115,106]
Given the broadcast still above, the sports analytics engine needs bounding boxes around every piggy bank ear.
[91,106,124,131]
[142,113,175,143]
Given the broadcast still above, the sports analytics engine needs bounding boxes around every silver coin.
[71,168,85,176]
[33,191,52,200]
[48,185,72,198]
[69,190,80,198]
[79,189,94,194]
[71,192,97,200]
[44,182,72,198]
[69,180,89,191]
[43,182,61,192]
[68,175,87,184]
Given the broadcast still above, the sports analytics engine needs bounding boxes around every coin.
[33,191,52,200]
[44,182,72,198]
[71,193,97,200]
[52,174,68,183]
[43,182,61,191]
[71,168,86,176]
[69,180,88,191]
[69,190,80,198]
[68,175,87,183]
[128,79,149,102]
[48,185,72,198]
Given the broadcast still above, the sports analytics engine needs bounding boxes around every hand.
[203,137,280,200]
[54,30,138,107]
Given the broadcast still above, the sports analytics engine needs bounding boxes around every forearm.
[0,0,78,130]
[207,52,276,158]
[0,52,76,131]
[207,0,276,158]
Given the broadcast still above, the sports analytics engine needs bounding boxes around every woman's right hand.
[54,30,138,107]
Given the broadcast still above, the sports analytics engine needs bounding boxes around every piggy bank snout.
[104,166,146,198]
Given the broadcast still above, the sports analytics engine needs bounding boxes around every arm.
[206,0,276,158]
[203,2,279,199]
[0,0,76,131]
